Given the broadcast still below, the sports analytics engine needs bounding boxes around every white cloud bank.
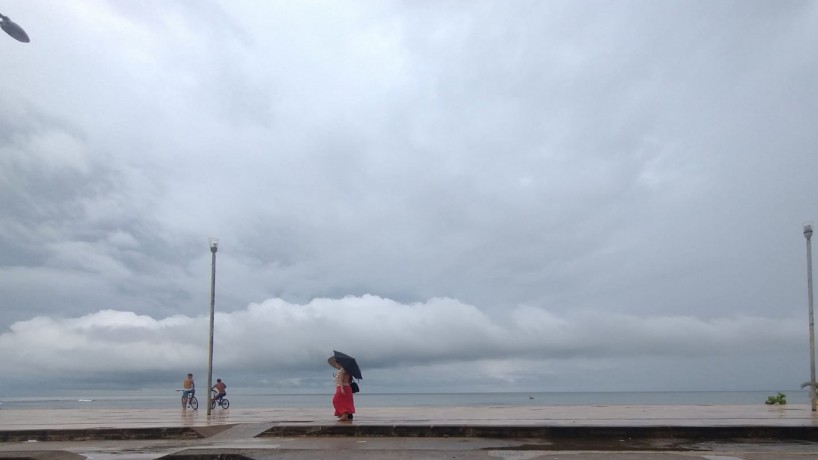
[0,295,804,395]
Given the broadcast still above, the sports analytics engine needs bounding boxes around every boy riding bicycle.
[211,378,227,404]
[181,373,195,407]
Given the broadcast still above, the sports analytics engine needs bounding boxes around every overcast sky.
[1,0,817,397]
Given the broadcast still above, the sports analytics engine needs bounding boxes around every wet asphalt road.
[5,436,818,460]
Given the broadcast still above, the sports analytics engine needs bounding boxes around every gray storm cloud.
[1,0,817,394]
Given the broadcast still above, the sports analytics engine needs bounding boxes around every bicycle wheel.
[220,398,230,409]
[189,395,199,410]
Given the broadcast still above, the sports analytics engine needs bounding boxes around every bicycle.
[211,389,230,409]
[178,389,198,410]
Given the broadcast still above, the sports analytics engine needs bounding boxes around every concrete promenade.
[2,404,818,459]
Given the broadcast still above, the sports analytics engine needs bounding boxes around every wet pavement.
[4,404,818,431]
[2,404,818,459]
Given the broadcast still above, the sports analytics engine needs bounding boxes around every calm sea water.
[0,391,808,410]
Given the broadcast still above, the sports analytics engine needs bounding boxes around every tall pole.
[805,224,816,412]
[207,238,218,416]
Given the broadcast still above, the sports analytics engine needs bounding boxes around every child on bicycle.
[182,373,195,408]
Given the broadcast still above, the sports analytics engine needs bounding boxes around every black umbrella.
[327,350,362,380]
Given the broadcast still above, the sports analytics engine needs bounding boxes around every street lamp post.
[0,12,30,42]
[206,238,218,416]
[805,223,816,412]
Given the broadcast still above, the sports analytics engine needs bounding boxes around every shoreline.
[1,389,809,411]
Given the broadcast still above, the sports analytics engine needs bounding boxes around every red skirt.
[332,385,355,416]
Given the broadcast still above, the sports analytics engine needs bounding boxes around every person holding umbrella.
[328,350,360,422]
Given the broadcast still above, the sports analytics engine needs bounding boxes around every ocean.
[0,391,808,410]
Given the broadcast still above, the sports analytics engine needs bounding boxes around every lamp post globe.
[0,13,30,42]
